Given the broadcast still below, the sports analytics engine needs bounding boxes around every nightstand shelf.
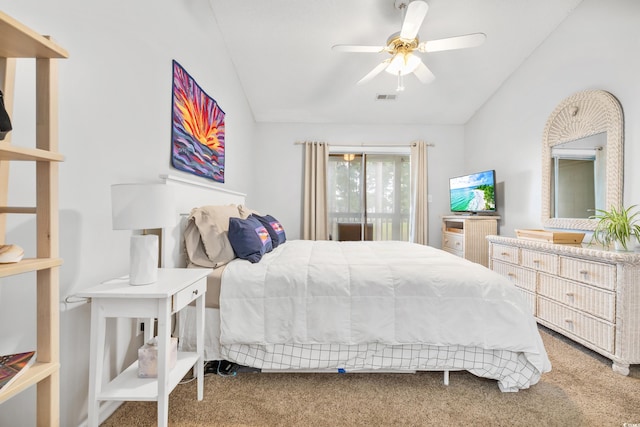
[98,352,198,401]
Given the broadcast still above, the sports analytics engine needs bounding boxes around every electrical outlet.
[136,319,144,336]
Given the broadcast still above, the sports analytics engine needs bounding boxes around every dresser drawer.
[538,273,615,321]
[442,246,463,258]
[521,249,557,274]
[491,244,519,265]
[517,288,536,315]
[172,277,206,312]
[442,232,463,252]
[537,296,614,353]
[492,260,536,292]
[559,257,616,290]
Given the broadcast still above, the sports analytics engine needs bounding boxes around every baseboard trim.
[77,401,122,427]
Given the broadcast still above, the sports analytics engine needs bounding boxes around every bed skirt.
[177,306,542,392]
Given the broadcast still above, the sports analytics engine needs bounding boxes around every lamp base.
[130,235,159,285]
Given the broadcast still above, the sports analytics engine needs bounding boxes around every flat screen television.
[449,170,496,214]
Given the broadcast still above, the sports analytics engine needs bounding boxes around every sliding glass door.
[327,153,410,241]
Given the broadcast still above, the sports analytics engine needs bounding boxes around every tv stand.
[455,212,496,216]
[441,215,500,267]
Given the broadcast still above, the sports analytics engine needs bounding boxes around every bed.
[173,201,551,392]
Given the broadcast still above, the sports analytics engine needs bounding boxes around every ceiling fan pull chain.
[396,71,405,92]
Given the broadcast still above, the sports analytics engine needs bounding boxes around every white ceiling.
[208,0,583,125]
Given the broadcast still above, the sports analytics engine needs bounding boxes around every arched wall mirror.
[541,90,623,231]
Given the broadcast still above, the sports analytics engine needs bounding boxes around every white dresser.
[487,235,640,375]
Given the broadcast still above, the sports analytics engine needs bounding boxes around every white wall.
[0,1,256,425]
[3,0,640,425]
[251,122,465,246]
[465,0,640,236]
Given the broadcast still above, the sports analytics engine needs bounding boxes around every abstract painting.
[171,60,225,182]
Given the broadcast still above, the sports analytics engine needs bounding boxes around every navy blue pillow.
[251,214,286,247]
[228,216,273,263]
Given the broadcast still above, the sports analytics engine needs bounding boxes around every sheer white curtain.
[410,141,429,244]
[303,141,329,240]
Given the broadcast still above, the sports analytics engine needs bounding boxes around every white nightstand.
[79,268,211,427]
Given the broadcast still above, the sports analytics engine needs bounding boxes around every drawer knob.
[501,252,510,257]
[579,270,589,276]
[507,273,516,278]
[193,289,199,296]
[533,260,540,264]
[564,319,574,324]
[565,292,574,297]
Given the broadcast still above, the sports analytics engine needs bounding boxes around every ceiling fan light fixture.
[385,53,421,76]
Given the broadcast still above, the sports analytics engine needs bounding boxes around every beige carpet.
[102,327,640,426]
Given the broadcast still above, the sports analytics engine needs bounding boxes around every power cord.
[178,360,239,385]
[64,295,90,304]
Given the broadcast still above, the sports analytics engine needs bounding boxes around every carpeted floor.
[102,327,640,426]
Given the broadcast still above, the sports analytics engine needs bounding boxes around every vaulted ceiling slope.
[208,0,583,125]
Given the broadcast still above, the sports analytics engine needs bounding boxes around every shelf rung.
[0,258,63,278]
[0,361,59,405]
[0,206,37,214]
[0,143,64,162]
[0,11,69,58]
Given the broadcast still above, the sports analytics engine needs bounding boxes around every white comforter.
[220,240,550,376]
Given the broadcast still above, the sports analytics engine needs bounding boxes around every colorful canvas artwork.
[171,60,225,183]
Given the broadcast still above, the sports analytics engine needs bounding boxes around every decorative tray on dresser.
[487,235,640,375]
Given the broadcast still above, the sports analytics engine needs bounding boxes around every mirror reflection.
[550,132,607,218]
[541,90,623,231]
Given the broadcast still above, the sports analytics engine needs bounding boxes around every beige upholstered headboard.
[159,174,246,268]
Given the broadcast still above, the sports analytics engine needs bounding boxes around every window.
[327,152,410,241]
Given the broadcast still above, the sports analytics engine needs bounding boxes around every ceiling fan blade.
[400,0,429,40]
[357,60,390,85]
[332,44,386,53]
[418,32,486,53]
[413,61,435,84]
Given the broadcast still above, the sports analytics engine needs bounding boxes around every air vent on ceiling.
[376,94,397,101]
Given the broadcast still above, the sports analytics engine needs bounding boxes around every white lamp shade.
[111,183,176,230]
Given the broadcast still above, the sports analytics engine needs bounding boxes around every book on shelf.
[0,351,36,393]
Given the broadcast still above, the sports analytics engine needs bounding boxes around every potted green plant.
[590,205,640,251]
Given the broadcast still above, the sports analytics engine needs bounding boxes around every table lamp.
[111,183,176,285]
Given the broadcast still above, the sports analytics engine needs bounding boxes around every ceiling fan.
[332,0,486,91]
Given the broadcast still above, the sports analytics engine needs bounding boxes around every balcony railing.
[328,212,409,241]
